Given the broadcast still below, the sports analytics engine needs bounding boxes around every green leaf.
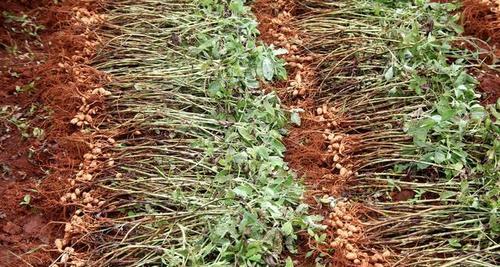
[450,162,463,171]
[282,221,294,236]
[434,151,446,164]
[436,98,455,120]
[262,57,274,81]
[430,115,442,123]
[384,66,394,81]
[208,80,223,97]
[439,191,456,200]
[234,151,248,164]
[262,201,282,217]
[245,78,260,89]
[229,0,245,14]
[470,104,486,121]
[490,212,499,234]
[237,126,253,142]
[407,124,430,146]
[247,254,261,262]
[20,194,31,206]
[127,210,136,217]
[316,233,327,243]
[305,251,314,258]
[305,215,324,223]
[285,257,294,267]
[245,241,263,260]
[32,127,45,140]
[233,185,253,198]
[448,238,462,248]
[450,19,464,34]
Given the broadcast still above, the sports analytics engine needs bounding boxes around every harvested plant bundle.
[56,0,316,266]
[261,0,499,266]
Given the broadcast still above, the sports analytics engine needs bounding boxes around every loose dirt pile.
[461,0,500,46]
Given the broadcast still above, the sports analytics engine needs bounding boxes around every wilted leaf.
[290,111,301,126]
[273,48,288,56]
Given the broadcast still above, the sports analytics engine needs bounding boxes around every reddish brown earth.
[475,68,500,105]
[461,0,500,47]
[460,0,500,105]
[0,1,104,266]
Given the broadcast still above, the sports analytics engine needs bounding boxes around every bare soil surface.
[0,1,104,265]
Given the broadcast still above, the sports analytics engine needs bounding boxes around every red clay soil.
[461,0,500,47]
[0,1,105,266]
[475,68,500,105]
[460,0,500,105]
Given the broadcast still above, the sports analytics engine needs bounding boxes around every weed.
[15,80,37,94]
[2,11,45,37]
[0,104,45,141]
[20,194,32,206]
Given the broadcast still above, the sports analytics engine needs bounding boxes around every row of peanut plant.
[295,0,498,266]
[78,0,315,266]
